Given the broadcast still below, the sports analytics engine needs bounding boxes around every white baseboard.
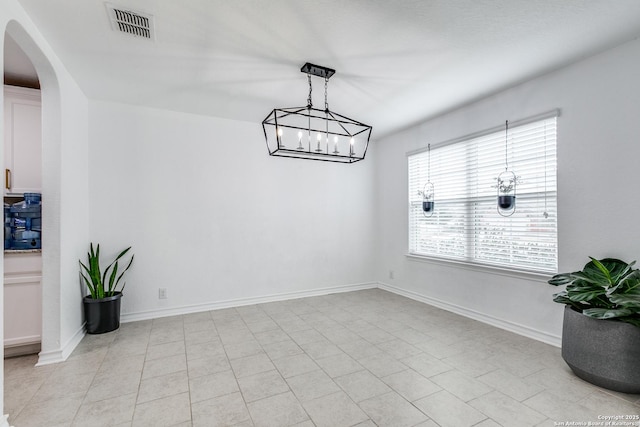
[121,282,378,324]
[36,324,85,366]
[378,282,562,347]
[35,347,63,366]
[0,414,11,427]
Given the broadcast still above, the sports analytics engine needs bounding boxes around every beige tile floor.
[4,289,640,427]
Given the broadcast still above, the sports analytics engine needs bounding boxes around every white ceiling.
[13,0,640,137]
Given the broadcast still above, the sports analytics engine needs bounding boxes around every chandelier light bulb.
[315,133,323,152]
[296,130,304,150]
[277,127,284,148]
[296,130,304,151]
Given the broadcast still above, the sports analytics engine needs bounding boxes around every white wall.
[88,101,377,318]
[375,37,640,345]
[56,83,89,353]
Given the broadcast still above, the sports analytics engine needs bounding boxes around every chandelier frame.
[262,63,372,164]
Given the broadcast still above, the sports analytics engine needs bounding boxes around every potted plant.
[80,243,134,334]
[548,257,640,393]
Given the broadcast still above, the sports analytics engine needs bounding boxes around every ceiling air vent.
[105,3,154,39]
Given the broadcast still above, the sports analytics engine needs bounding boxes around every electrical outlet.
[158,288,167,299]
[389,270,395,279]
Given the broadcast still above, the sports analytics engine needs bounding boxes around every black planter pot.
[498,195,515,210]
[562,305,640,393]
[422,201,434,213]
[83,292,122,334]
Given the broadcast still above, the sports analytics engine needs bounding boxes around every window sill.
[405,253,554,283]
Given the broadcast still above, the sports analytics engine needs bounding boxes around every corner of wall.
[377,281,561,347]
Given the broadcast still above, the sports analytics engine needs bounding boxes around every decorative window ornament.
[495,120,519,217]
[418,143,435,217]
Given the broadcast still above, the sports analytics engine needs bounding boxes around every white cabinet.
[4,251,42,356]
[3,85,42,196]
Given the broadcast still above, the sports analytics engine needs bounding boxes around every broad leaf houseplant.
[548,257,640,393]
[80,243,134,334]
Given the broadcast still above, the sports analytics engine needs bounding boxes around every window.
[408,115,557,273]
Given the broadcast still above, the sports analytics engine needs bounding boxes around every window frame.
[407,110,559,275]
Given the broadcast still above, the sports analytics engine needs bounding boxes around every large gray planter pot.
[562,305,640,393]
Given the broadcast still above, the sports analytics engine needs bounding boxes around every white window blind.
[408,116,558,273]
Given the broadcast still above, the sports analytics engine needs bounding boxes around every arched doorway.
[2,19,63,424]
[4,20,62,362]
[3,31,42,359]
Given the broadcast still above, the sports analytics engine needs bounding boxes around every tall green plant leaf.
[79,261,96,298]
[108,261,119,295]
[100,247,126,285]
[114,254,134,293]
[88,243,103,298]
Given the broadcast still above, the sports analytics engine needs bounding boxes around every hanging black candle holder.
[497,170,516,215]
[421,182,435,217]
[496,120,518,217]
[419,143,435,217]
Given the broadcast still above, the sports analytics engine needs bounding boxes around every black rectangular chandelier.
[262,63,372,164]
